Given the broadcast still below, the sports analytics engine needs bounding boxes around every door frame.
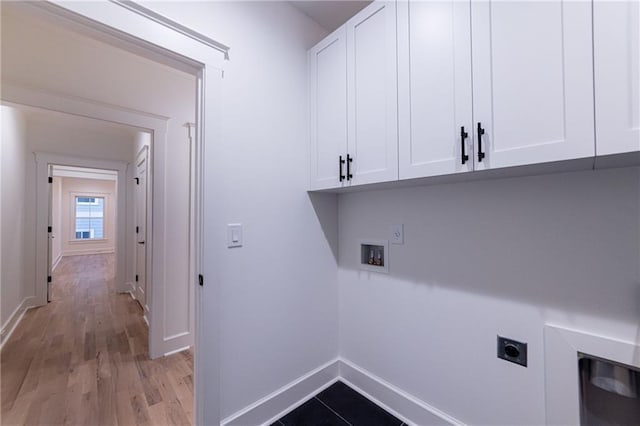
[16,2,228,424]
[35,153,128,303]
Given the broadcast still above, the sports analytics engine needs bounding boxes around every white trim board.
[544,324,640,425]
[61,248,116,257]
[221,358,463,426]
[0,297,35,349]
[222,358,340,426]
[51,252,63,272]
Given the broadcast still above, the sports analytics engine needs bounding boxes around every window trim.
[69,191,110,243]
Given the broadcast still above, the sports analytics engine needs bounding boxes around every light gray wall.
[140,1,339,419]
[338,167,640,425]
[1,105,28,329]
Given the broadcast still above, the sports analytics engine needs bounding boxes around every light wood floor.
[1,254,193,425]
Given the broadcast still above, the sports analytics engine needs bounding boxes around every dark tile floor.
[272,381,407,426]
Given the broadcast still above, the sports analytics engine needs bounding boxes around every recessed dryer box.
[359,239,389,273]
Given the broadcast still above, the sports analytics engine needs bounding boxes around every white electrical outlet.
[390,224,404,244]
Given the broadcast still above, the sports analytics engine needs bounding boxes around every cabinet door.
[594,0,640,156]
[309,27,348,190]
[398,0,473,179]
[346,1,398,186]
[471,1,594,170]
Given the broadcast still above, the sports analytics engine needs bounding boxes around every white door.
[398,0,473,179]
[594,0,640,156]
[309,26,348,190]
[135,147,148,311]
[47,165,53,302]
[471,0,595,170]
[346,1,398,186]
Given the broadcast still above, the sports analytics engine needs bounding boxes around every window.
[75,196,104,240]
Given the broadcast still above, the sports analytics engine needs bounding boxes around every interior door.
[471,0,594,170]
[135,147,148,310]
[398,0,474,179]
[309,26,348,190]
[47,164,53,302]
[346,1,398,186]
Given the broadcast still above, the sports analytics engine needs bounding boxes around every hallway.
[1,254,193,425]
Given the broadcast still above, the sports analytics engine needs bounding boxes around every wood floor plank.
[0,254,193,425]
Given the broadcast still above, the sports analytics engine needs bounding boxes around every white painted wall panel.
[0,106,28,329]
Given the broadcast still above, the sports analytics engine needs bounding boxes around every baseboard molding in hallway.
[222,357,464,426]
[0,297,34,350]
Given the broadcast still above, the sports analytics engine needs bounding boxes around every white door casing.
[471,0,595,170]
[398,0,474,179]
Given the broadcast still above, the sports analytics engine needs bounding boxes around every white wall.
[0,105,28,332]
[139,1,338,419]
[59,177,116,256]
[338,167,640,425]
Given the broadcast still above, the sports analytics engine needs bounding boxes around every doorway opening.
[49,165,119,303]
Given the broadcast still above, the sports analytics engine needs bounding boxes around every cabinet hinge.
[48,226,52,233]
[47,276,52,283]
[198,274,204,287]
[48,177,53,183]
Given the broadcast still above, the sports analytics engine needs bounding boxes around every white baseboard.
[220,357,462,426]
[339,358,463,426]
[125,282,136,296]
[51,253,63,271]
[62,248,115,256]
[222,358,340,426]
[0,297,34,349]
[164,345,190,357]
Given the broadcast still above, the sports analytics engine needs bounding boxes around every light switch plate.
[390,224,404,244]
[227,223,243,248]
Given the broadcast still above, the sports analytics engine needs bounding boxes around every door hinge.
[135,274,139,282]
[136,226,139,234]
[47,276,52,283]
[48,226,52,233]
[48,177,53,183]
[198,274,204,287]
[134,177,139,185]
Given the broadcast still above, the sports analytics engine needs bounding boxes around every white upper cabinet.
[309,27,348,190]
[346,1,398,186]
[398,0,474,179]
[471,1,595,171]
[594,0,640,157]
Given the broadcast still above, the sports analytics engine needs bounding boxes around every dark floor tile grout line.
[314,396,353,426]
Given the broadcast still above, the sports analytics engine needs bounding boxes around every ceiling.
[290,1,372,32]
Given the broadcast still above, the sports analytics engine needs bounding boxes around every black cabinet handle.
[460,126,469,165]
[138,241,145,245]
[477,122,486,162]
[339,155,346,182]
[346,154,353,180]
